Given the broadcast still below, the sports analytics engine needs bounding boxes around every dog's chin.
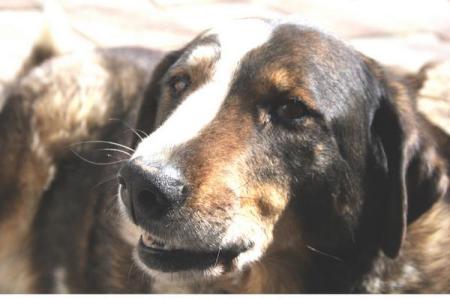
[131,232,259,286]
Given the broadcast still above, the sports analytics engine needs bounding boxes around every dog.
[0,18,449,293]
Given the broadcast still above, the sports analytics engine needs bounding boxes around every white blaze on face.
[133,19,274,162]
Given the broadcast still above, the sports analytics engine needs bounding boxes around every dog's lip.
[137,232,250,273]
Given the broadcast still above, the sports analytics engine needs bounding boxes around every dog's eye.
[275,97,306,121]
[168,75,190,96]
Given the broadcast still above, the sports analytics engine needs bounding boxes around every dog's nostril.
[139,189,166,206]
[119,159,188,223]
[180,185,189,197]
[137,189,169,219]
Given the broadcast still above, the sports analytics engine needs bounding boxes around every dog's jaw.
[117,191,271,292]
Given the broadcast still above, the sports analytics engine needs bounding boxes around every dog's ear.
[366,57,448,258]
[133,50,182,147]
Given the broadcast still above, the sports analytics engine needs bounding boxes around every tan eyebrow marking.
[269,69,294,90]
[268,68,318,110]
[186,44,220,66]
[293,87,318,110]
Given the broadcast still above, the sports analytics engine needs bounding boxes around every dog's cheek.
[295,152,363,251]
[241,183,289,231]
[232,174,291,250]
[196,151,292,253]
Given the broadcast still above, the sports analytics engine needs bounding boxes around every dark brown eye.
[169,75,190,96]
[276,97,306,121]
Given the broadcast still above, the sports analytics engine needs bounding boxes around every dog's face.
[117,19,437,285]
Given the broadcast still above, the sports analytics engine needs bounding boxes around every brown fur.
[123,22,450,293]
[0,44,162,292]
[1,20,449,294]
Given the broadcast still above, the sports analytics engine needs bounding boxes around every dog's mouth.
[137,232,248,273]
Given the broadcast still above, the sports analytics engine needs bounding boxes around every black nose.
[118,158,188,224]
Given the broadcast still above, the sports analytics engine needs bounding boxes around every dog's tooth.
[154,239,165,248]
[142,232,170,249]
[142,233,153,247]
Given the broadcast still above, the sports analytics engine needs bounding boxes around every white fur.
[128,20,276,286]
[132,19,274,162]
[186,44,220,65]
[220,214,267,270]
[53,267,69,293]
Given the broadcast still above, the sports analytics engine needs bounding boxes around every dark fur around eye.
[271,96,308,126]
[276,99,306,120]
[168,75,190,97]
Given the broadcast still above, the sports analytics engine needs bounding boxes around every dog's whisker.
[90,175,119,191]
[70,148,129,166]
[214,247,222,268]
[97,148,132,157]
[109,118,145,141]
[140,266,147,284]
[123,128,145,141]
[136,128,149,138]
[126,263,134,285]
[71,140,135,153]
[105,194,122,218]
[306,245,343,263]
[127,262,144,286]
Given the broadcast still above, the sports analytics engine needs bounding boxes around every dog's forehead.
[185,19,328,64]
[133,19,276,161]
[132,20,335,162]
[185,19,275,65]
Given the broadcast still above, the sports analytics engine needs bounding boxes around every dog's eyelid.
[167,73,191,96]
[277,100,306,120]
[264,94,324,128]
[287,95,322,117]
[287,95,300,102]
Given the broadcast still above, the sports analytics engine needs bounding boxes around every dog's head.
[117,19,447,286]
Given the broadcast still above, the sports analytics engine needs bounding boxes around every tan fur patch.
[268,69,294,90]
[405,200,450,292]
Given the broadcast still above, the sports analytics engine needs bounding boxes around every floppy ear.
[371,88,410,259]
[367,58,448,258]
[132,50,182,148]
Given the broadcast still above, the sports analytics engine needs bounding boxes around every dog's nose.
[118,158,188,224]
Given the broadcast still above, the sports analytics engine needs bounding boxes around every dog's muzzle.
[118,158,251,273]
